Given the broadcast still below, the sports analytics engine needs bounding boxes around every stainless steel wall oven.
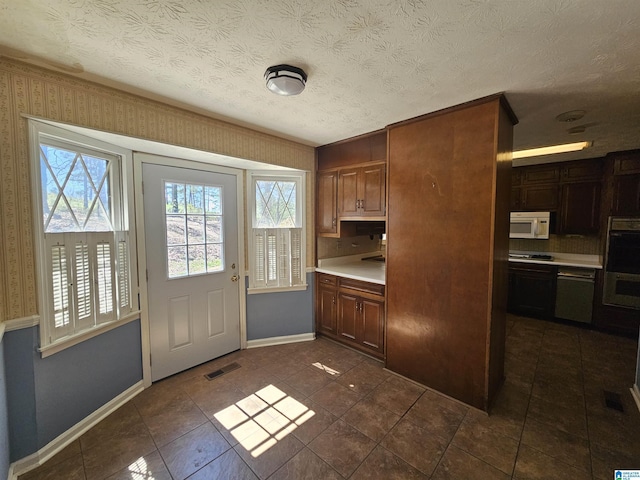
[603,217,640,309]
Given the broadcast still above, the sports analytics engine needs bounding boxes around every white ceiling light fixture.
[513,141,592,159]
[264,64,307,96]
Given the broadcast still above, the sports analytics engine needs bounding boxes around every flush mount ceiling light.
[264,64,307,96]
[512,141,592,159]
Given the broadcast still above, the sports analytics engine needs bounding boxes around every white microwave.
[509,212,551,239]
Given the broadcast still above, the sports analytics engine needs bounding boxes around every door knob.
[231,274,239,282]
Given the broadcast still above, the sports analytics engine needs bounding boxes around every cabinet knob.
[332,217,336,226]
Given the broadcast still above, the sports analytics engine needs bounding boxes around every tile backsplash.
[509,235,601,255]
[317,235,382,259]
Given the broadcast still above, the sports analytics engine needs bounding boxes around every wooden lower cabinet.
[317,285,337,336]
[508,263,557,319]
[315,273,385,358]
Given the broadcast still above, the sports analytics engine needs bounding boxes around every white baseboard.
[9,380,144,479]
[631,384,640,414]
[246,332,315,349]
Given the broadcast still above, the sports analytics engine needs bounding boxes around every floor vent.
[205,362,240,381]
[603,390,624,412]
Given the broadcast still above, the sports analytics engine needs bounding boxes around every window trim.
[29,120,139,356]
[247,171,307,294]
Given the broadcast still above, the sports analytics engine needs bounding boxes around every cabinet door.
[317,170,338,235]
[360,164,386,217]
[338,168,359,217]
[510,187,521,210]
[317,284,337,336]
[521,184,558,210]
[612,174,640,216]
[508,266,556,319]
[337,291,358,341]
[360,297,384,354]
[559,182,601,234]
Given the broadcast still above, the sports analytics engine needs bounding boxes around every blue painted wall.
[4,328,38,462]
[4,320,143,462]
[0,336,11,479]
[246,273,315,341]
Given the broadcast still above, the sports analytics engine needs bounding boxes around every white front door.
[142,161,241,381]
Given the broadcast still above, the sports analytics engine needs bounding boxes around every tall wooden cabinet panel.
[316,170,338,235]
[386,95,516,411]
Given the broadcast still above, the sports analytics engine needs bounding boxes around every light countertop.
[508,251,603,269]
[316,253,385,285]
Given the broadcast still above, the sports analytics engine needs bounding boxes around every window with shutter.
[30,121,138,352]
[249,173,306,293]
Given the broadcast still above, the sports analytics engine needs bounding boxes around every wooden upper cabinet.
[610,151,640,216]
[560,159,603,182]
[559,181,601,234]
[338,163,386,218]
[612,174,640,216]
[316,170,338,235]
[361,163,386,216]
[613,151,640,175]
[521,165,559,184]
[521,184,558,210]
[318,130,387,223]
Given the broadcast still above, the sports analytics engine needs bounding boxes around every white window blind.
[249,173,305,291]
[44,232,131,343]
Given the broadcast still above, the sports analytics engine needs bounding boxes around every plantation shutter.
[47,236,73,341]
[116,231,131,315]
[290,228,303,286]
[73,235,94,332]
[94,233,116,324]
[44,232,120,342]
[252,227,303,288]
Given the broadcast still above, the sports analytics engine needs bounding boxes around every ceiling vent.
[264,65,307,96]
[556,110,586,123]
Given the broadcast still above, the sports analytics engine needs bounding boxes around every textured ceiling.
[1,0,640,165]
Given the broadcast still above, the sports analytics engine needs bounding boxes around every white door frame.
[133,152,246,387]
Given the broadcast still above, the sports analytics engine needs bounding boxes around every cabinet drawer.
[339,278,385,296]
[317,273,337,286]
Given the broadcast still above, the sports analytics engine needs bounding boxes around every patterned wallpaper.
[0,58,315,323]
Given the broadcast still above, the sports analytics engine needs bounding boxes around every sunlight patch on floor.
[127,457,156,479]
[312,362,340,375]
[214,384,315,458]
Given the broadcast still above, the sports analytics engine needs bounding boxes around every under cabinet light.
[512,141,592,159]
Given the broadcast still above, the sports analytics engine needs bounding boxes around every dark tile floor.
[19,314,640,479]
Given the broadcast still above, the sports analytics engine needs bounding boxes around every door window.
[164,182,224,278]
